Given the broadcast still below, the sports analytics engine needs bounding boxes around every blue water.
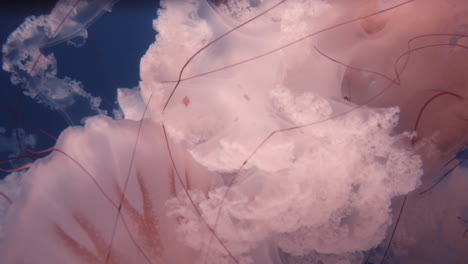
[0,0,159,179]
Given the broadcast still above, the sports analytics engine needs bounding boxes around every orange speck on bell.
[182,96,190,107]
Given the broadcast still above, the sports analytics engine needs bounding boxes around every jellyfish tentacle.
[442,144,467,167]
[411,91,464,144]
[0,191,12,204]
[0,163,32,173]
[7,0,82,169]
[394,43,468,85]
[419,156,468,195]
[379,195,408,264]
[314,44,400,86]
[0,155,37,173]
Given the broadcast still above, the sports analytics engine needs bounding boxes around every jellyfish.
[0,0,467,264]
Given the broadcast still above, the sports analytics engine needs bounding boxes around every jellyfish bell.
[1,0,468,264]
[142,1,468,263]
[0,115,225,263]
[141,0,423,262]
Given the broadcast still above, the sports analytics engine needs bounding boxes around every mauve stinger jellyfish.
[0,0,467,264]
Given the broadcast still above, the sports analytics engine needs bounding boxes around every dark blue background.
[0,0,160,178]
